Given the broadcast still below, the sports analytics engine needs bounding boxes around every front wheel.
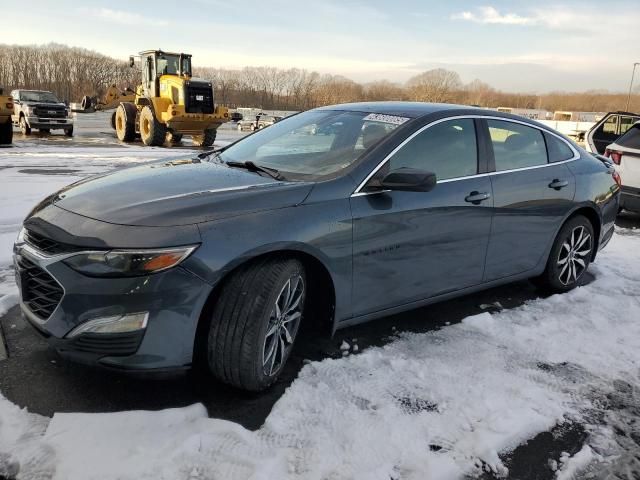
[64,126,73,137]
[535,215,595,292]
[19,117,31,135]
[207,257,306,391]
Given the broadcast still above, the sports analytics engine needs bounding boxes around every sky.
[2,0,639,93]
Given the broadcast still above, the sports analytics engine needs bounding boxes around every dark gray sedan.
[13,102,620,391]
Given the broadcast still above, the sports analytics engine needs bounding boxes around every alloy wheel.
[557,225,592,285]
[262,275,304,376]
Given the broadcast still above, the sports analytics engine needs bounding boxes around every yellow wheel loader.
[0,88,13,145]
[114,50,229,147]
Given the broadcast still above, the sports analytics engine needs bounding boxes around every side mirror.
[375,167,437,193]
[129,56,135,68]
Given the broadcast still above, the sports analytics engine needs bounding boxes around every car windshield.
[20,91,60,103]
[616,123,640,150]
[216,110,408,179]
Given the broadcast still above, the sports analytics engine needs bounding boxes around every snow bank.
[1,229,639,479]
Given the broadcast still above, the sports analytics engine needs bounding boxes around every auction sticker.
[363,113,410,125]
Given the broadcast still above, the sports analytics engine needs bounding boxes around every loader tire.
[166,132,183,144]
[192,129,216,147]
[0,120,12,145]
[139,106,166,147]
[81,95,92,111]
[115,103,136,142]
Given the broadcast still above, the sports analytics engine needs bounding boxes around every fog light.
[66,312,148,338]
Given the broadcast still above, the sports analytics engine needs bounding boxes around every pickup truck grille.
[16,255,64,320]
[33,106,67,118]
[185,83,214,114]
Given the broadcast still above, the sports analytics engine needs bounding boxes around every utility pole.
[626,62,639,111]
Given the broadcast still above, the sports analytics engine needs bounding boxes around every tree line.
[1,43,638,113]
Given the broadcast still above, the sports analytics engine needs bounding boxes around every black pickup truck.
[11,89,73,136]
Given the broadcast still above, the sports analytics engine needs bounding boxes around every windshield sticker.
[363,113,410,125]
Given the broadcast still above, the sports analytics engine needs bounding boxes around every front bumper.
[25,115,73,129]
[14,244,212,371]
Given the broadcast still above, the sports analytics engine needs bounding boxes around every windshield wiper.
[225,161,285,180]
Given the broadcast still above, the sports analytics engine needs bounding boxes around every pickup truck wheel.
[534,215,594,293]
[19,117,31,135]
[207,257,306,391]
[0,120,12,144]
[192,129,216,147]
[64,126,73,137]
[139,106,166,146]
[115,103,136,142]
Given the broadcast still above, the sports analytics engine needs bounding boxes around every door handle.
[548,179,569,190]
[465,191,491,205]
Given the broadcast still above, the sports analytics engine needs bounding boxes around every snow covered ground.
[1,127,640,479]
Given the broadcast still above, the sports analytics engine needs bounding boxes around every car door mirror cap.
[374,168,437,193]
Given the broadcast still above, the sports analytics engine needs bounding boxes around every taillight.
[612,170,622,187]
[604,148,623,165]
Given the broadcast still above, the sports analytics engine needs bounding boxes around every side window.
[388,119,478,181]
[602,116,618,134]
[544,132,574,163]
[620,116,638,135]
[488,120,547,171]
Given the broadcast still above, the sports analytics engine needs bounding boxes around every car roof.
[316,101,472,119]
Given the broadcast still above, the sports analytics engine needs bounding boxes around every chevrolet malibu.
[14,102,620,391]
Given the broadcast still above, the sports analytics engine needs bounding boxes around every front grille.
[68,331,145,356]
[16,255,63,320]
[185,83,214,114]
[24,229,83,256]
[33,106,67,118]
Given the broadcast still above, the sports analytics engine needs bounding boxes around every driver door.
[350,118,493,317]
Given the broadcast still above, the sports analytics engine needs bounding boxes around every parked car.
[237,114,282,131]
[11,89,73,136]
[586,111,640,154]
[603,120,640,213]
[14,102,620,391]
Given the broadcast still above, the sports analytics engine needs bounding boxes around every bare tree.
[406,69,462,103]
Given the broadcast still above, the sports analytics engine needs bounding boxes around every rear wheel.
[535,215,595,292]
[207,257,306,391]
[115,103,136,142]
[0,120,12,144]
[19,116,31,135]
[139,106,167,146]
[192,129,216,147]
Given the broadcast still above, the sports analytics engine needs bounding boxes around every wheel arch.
[192,246,337,367]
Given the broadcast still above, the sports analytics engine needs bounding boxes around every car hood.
[51,158,314,227]
[23,101,66,108]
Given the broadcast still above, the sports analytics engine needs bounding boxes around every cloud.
[451,6,534,25]
[81,8,168,27]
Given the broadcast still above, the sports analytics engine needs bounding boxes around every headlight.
[63,246,198,277]
[15,227,26,244]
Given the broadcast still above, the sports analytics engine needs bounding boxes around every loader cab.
[139,50,193,98]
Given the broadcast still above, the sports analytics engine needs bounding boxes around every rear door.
[590,114,620,154]
[483,119,577,281]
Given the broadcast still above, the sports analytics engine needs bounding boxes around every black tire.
[19,116,31,135]
[535,215,595,292]
[115,103,136,142]
[81,95,92,110]
[0,120,12,144]
[139,105,166,146]
[192,129,216,147]
[64,126,73,137]
[110,111,116,130]
[207,257,306,391]
[39,128,50,134]
[166,132,183,144]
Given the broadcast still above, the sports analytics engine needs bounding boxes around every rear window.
[616,123,640,150]
[544,132,574,162]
